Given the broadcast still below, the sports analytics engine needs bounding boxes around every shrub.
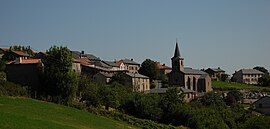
[0,81,28,97]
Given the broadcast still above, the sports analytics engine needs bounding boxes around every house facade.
[117,59,140,73]
[119,72,150,92]
[232,69,264,84]
[168,42,212,93]
[205,68,225,81]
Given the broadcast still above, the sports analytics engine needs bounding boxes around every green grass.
[0,96,136,129]
[212,81,270,92]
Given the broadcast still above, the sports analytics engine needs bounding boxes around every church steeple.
[171,39,184,72]
[174,42,181,57]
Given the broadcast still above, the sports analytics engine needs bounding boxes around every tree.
[258,74,270,87]
[160,88,185,124]
[220,74,229,82]
[225,90,243,106]
[110,72,129,86]
[138,59,159,80]
[199,92,225,107]
[0,60,6,81]
[41,46,78,105]
[253,66,269,75]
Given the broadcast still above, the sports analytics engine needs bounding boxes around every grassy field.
[0,96,136,129]
[212,81,270,92]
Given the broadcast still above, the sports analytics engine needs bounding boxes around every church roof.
[184,67,208,75]
[174,43,181,57]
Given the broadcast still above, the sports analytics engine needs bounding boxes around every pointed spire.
[174,40,181,57]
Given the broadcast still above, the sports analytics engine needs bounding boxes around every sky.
[0,0,270,75]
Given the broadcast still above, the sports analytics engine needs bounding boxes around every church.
[168,42,212,93]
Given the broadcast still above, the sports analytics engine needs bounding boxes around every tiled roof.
[0,48,9,52]
[76,58,91,65]
[240,69,264,74]
[125,73,149,78]
[184,67,207,75]
[7,58,41,64]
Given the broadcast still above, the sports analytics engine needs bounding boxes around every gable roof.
[184,67,208,75]
[120,59,140,65]
[253,96,270,105]
[240,69,264,75]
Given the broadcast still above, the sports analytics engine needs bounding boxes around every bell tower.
[171,41,184,72]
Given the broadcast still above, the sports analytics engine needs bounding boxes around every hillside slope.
[0,96,136,129]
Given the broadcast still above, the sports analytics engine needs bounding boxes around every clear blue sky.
[0,0,270,75]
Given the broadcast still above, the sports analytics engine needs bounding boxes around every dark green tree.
[225,90,243,106]
[220,74,229,82]
[0,60,6,81]
[253,66,269,75]
[110,72,129,86]
[258,74,270,87]
[199,92,225,107]
[160,87,185,124]
[42,46,78,105]
[138,59,159,80]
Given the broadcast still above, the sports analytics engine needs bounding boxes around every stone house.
[205,67,225,81]
[93,72,114,84]
[232,69,264,84]
[118,72,150,92]
[168,42,212,93]
[117,59,140,73]
[253,96,270,115]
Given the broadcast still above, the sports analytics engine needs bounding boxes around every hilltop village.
[1,42,270,128]
[1,43,269,100]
